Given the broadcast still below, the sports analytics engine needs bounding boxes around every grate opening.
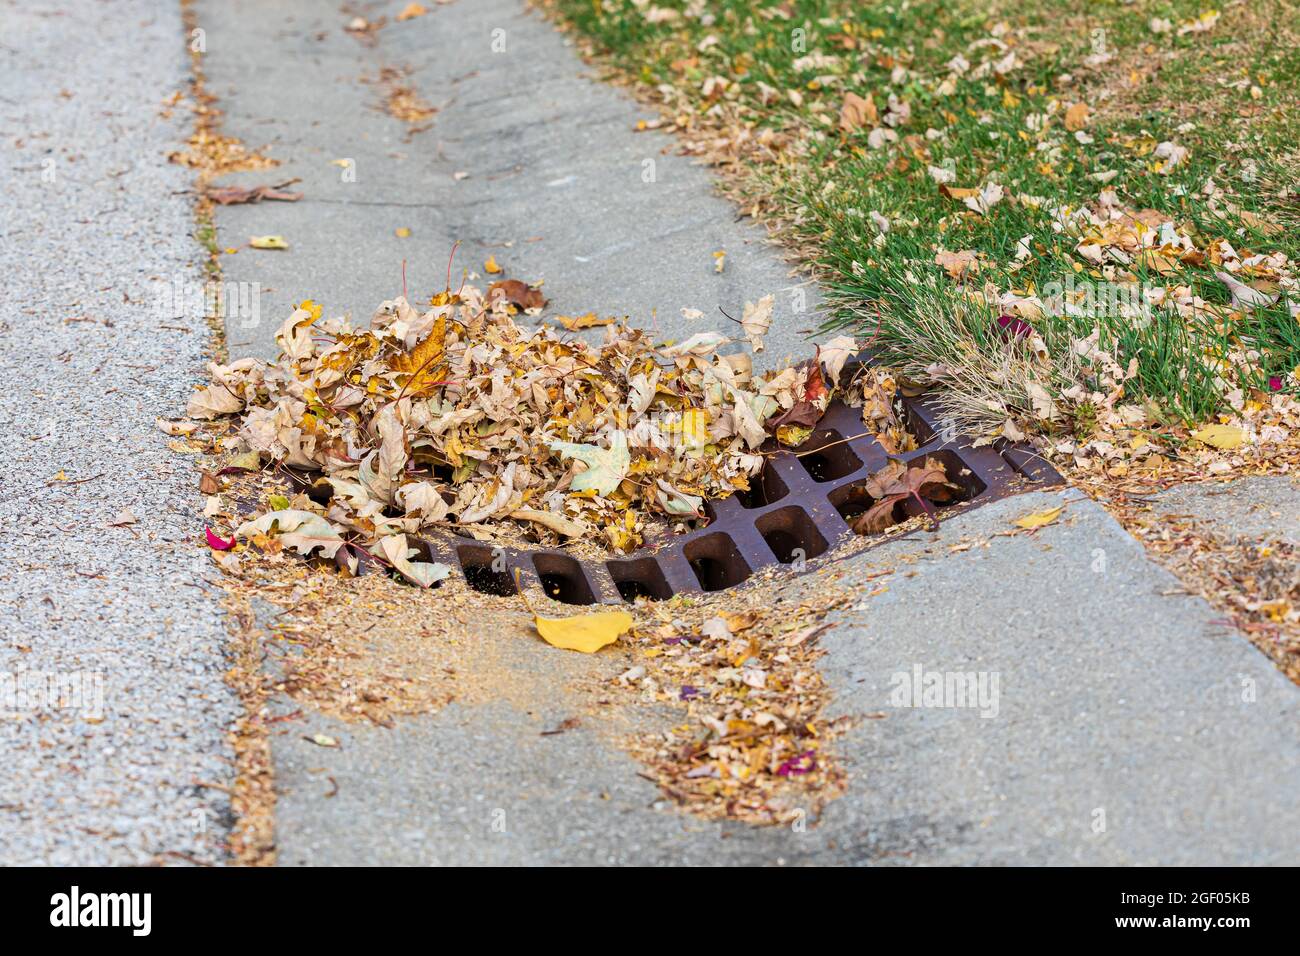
[607,557,673,602]
[404,537,446,589]
[305,478,334,506]
[734,465,789,509]
[756,506,828,564]
[684,533,751,591]
[919,449,987,500]
[795,429,862,482]
[901,401,937,446]
[457,546,517,596]
[828,485,904,527]
[533,553,597,605]
[828,450,987,527]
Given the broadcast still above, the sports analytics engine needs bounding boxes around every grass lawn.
[547,0,1300,469]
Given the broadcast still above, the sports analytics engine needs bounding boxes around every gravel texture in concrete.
[201,0,822,371]
[0,0,238,864]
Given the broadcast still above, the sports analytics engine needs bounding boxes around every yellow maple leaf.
[390,314,448,395]
[484,255,502,274]
[1013,505,1064,530]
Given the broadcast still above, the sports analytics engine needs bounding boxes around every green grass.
[551,0,1300,437]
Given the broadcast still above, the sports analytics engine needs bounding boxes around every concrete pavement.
[2,0,1294,867]
[194,0,1300,864]
[267,490,1300,865]
[202,0,821,370]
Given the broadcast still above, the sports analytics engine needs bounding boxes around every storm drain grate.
[421,388,1062,605]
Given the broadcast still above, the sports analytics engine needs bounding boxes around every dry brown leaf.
[839,91,878,131]
[554,312,613,330]
[511,508,588,537]
[487,279,546,311]
[1063,102,1090,131]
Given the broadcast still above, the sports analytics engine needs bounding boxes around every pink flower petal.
[206,527,235,551]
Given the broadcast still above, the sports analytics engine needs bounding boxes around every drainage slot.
[828,450,986,529]
[606,557,673,602]
[756,506,828,564]
[457,546,517,596]
[917,449,987,500]
[533,553,596,605]
[684,533,751,591]
[404,538,446,589]
[734,465,789,508]
[901,400,938,447]
[828,484,904,528]
[796,429,862,482]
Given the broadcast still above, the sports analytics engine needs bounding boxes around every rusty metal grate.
[421,388,1062,605]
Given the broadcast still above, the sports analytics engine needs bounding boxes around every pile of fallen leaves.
[180,281,890,577]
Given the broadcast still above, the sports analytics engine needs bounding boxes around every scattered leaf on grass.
[935,248,978,279]
[838,91,877,131]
